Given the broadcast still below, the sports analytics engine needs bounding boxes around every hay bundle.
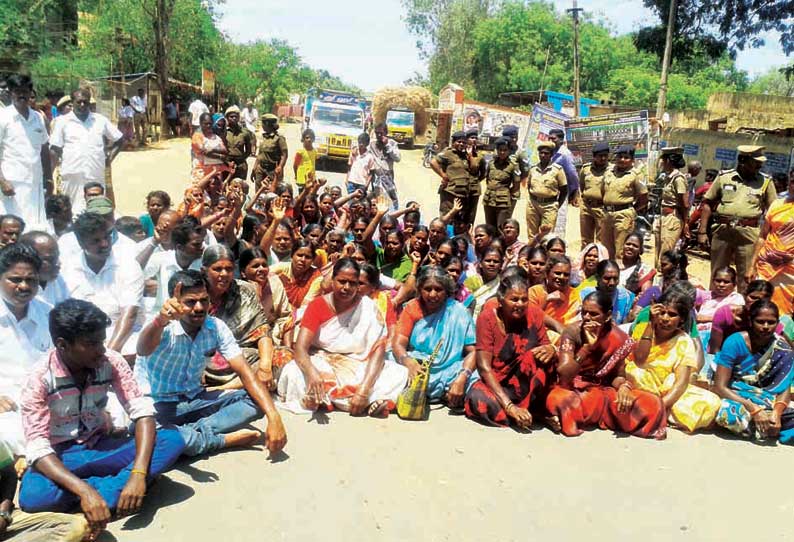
[372,86,432,136]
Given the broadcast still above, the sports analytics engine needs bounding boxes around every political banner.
[564,110,649,165]
[525,104,569,164]
[451,100,532,147]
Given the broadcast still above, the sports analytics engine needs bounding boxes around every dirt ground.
[100,125,787,542]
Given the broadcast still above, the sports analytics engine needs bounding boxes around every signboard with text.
[525,104,570,164]
[564,110,649,165]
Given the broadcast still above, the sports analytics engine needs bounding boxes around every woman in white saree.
[277,258,408,416]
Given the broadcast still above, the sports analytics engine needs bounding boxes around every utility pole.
[656,0,677,123]
[567,0,583,118]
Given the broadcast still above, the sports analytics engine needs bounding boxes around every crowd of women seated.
[19,172,793,446]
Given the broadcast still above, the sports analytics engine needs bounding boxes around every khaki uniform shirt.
[704,169,776,219]
[226,126,255,161]
[528,162,566,199]
[437,148,475,197]
[256,132,288,169]
[482,157,519,208]
[579,163,607,203]
[603,166,647,205]
[509,149,530,178]
[660,169,687,208]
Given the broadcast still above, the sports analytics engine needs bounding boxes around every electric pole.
[656,0,677,123]
[567,0,583,118]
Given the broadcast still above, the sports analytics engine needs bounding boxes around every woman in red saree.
[465,272,556,428]
[545,290,667,439]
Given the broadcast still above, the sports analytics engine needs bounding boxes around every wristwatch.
[0,509,13,525]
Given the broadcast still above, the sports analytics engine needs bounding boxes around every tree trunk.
[150,0,176,136]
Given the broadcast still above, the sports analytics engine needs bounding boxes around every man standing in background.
[0,74,51,230]
[548,128,579,237]
[49,89,123,214]
[130,88,147,146]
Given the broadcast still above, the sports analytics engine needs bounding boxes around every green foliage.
[13,0,355,109]
[749,64,794,97]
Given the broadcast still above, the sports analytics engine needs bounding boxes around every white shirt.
[50,111,123,180]
[241,107,259,132]
[119,105,135,119]
[189,100,209,127]
[0,298,52,399]
[143,250,201,315]
[0,104,49,184]
[59,228,139,266]
[130,94,147,114]
[60,252,144,324]
[38,274,70,306]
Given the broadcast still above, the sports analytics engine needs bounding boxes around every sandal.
[367,399,393,418]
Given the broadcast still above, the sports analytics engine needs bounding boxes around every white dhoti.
[0,179,47,231]
[60,173,104,215]
[0,409,24,456]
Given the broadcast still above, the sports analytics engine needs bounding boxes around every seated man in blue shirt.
[135,269,287,457]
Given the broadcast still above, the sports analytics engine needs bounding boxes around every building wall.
[668,92,794,133]
[662,127,793,178]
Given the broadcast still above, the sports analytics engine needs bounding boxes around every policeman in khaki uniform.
[503,125,529,216]
[431,131,480,226]
[578,141,610,249]
[482,137,520,228]
[601,144,648,258]
[699,145,777,291]
[224,105,255,180]
[656,147,689,262]
[252,113,288,188]
[526,141,567,237]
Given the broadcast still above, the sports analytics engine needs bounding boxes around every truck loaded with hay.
[372,86,432,149]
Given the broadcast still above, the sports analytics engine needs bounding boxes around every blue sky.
[216,0,790,92]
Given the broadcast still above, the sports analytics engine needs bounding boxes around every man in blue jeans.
[19,299,185,540]
[135,269,287,457]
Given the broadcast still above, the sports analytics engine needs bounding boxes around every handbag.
[396,339,443,421]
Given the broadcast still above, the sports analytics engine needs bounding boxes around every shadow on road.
[116,476,195,532]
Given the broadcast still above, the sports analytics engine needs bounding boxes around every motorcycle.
[422,141,439,168]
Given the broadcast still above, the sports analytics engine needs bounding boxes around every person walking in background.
[117,98,135,146]
[188,95,209,134]
[241,101,259,134]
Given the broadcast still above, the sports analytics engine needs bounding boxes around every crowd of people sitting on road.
[1,78,794,542]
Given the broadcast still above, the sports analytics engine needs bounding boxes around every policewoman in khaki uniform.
[252,113,288,188]
[578,141,610,249]
[526,141,567,237]
[699,145,776,291]
[224,105,255,180]
[656,147,689,262]
[431,131,480,226]
[503,125,529,216]
[601,144,648,258]
[482,137,520,228]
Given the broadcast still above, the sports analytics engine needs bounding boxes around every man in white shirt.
[58,195,138,266]
[188,96,209,133]
[49,88,123,214]
[19,230,69,306]
[0,243,53,456]
[0,74,51,230]
[130,88,147,147]
[60,211,143,356]
[241,101,259,135]
[142,217,204,319]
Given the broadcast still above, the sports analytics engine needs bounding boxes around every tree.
[402,0,497,94]
[750,64,794,97]
[141,0,177,132]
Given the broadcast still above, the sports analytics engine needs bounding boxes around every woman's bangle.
[504,402,515,413]
[131,469,148,477]
[640,335,653,342]
[774,401,789,410]
[620,381,632,390]
[459,368,473,379]
[749,405,765,417]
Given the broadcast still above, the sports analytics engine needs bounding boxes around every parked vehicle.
[386,108,415,149]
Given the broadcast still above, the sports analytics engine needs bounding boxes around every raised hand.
[159,282,190,321]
